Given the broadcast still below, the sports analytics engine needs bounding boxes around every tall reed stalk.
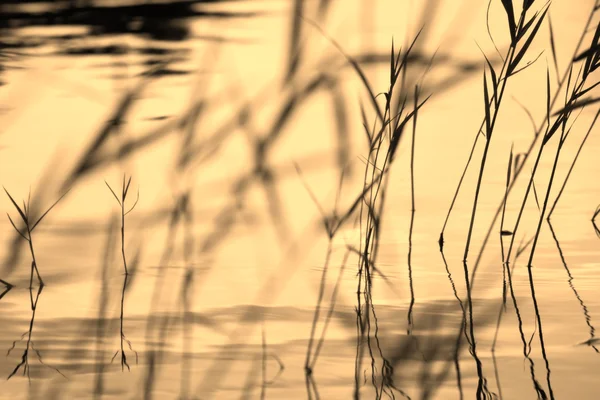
[488,11,600,399]
[351,38,427,399]
[444,0,600,294]
[105,175,139,371]
[454,3,551,398]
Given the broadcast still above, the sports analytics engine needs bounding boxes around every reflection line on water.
[548,221,599,353]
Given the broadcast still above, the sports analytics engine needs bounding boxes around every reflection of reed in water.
[6,284,66,382]
[548,222,600,354]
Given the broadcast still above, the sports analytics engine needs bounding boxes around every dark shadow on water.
[93,213,118,399]
[0,1,260,37]
[0,0,260,92]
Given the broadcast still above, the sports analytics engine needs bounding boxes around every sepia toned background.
[0,0,599,399]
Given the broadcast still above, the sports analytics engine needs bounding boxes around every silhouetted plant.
[4,187,69,287]
[105,175,139,276]
[437,2,555,397]
[440,0,600,298]
[316,33,429,399]
[105,175,139,371]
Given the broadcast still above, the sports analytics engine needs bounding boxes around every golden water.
[0,0,599,398]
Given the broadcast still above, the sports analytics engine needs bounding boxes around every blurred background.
[0,0,599,399]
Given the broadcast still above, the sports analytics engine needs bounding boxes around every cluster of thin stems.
[440,1,600,399]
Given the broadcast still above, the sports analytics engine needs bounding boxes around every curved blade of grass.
[476,42,498,105]
[31,189,71,232]
[389,94,431,162]
[3,188,27,224]
[506,50,545,77]
[548,14,559,81]
[516,11,538,43]
[105,181,122,206]
[552,97,600,116]
[547,65,551,127]
[6,214,28,241]
[532,177,541,212]
[124,175,133,200]
[302,16,384,123]
[574,80,600,99]
[398,26,425,72]
[581,24,600,78]
[507,145,514,187]
[509,6,549,75]
[294,162,329,233]
[501,0,517,41]
[124,189,140,217]
[575,27,600,64]
[512,95,538,133]
[524,0,535,12]
[486,0,504,61]
[483,70,491,138]
[543,115,566,145]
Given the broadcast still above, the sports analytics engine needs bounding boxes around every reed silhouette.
[4,187,69,287]
[105,175,139,371]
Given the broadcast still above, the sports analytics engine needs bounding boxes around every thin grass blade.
[523,0,535,11]
[574,81,600,99]
[546,65,551,127]
[390,38,395,86]
[543,115,565,145]
[552,97,600,116]
[483,70,491,138]
[507,145,514,187]
[105,181,122,206]
[124,189,140,216]
[6,214,28,241]
[302,17,384,123]
[516,11,538,42]
[509,7,549,75]
[500,0,517,41]
[31,189,71,232]
[548,14,559,79]
[124,176,132,199]
[399,26,425,71]
[3,188,27,224]
[582,24,600,77]
[532,177,541,212]
[476,43,498,104]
